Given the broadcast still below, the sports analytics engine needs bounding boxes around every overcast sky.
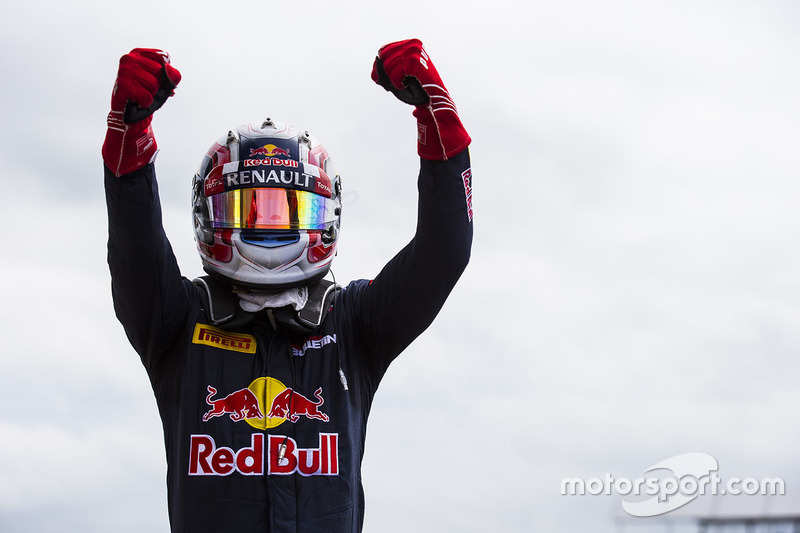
[2,1,800,532]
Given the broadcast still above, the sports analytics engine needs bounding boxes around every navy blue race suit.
[104,149,473,532]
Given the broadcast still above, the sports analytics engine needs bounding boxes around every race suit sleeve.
[104,163,195,379]
[342,148,473,378]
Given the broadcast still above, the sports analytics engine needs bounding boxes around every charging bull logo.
[202,377,329,429]
[249,144,291,158]
[268,387,329,423]
[202,386,264,422]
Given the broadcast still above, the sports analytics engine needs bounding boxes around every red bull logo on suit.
[267,387,329,423]
[188,433,339,476]
[191,377,338,477]
[201,377,329,429]
[202,386,264,422]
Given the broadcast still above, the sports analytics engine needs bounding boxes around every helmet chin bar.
[203,262,331,292]
[240,230,301,248]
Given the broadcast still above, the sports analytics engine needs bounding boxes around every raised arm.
[102,49,193,372]
[345,39,474,372]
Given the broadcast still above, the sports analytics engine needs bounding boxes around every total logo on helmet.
[202,377,329,429]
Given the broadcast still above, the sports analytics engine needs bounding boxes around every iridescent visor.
[207,188,336,230]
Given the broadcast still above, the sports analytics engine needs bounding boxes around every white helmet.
[192,119,342,289]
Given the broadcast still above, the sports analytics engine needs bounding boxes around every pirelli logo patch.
[192,324,256,354]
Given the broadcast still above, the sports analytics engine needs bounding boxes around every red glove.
[371,39,470,161]
[102,48,181,176]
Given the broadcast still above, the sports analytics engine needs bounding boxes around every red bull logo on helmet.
[249,143,291,158]
[242,157,299,168]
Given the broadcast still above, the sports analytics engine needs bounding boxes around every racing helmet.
[192,119,342,289]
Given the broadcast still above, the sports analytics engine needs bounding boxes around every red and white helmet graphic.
[192,119,342,289]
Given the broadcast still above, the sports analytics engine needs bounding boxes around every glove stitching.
[116,127,128,176]
[426,102,447,161]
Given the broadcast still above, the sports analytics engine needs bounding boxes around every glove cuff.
[413,104,471,161]
[102,111,157,176]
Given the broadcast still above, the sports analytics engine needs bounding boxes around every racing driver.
[102,39,473,532]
